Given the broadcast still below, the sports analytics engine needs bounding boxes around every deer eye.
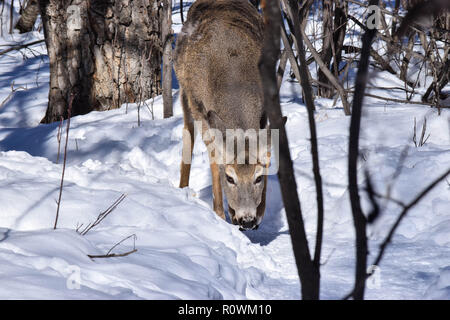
[254,176,263,184]
[226,175,235,185]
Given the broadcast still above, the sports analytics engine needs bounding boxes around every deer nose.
[238,216,257,230]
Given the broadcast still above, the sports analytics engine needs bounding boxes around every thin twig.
[0,39,45,56]
[346,91,442,107]
[88,250,137,259]
[107,234,137,256]
[78,193,127,236]
[369,190,407,208]
[54,94,74,230]
[56,116,63,163]
[88,234,137,259]
[0,81,28,109]
[344,167,450,300]
[300,26,351,115]
[374,167,449,265]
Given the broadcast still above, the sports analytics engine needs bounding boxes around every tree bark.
[331,0,347,77]
[15,0,40,33]
[162,0,173,118]
[39,0,163,123]
[318,0,333,98]
[9,0,14,34]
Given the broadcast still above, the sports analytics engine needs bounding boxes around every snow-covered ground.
[0,1,449,299]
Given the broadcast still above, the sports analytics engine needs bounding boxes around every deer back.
[174,0,266,134]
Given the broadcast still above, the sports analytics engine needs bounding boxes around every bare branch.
[300,27,351,115]
[0,39,45,56]
[88,235,137,259]
[54,94,74,230]
[344,167,450,299]
[346,91,441,107]
[78,193,127,236]
[88,250,137,259]
[106,234,137,256]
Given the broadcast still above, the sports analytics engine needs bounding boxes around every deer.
[174,0,271,231]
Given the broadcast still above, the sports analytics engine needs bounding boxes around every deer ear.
[207,110,226,132]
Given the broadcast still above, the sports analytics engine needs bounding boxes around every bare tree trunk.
[179,0,184,23]
[348,0,380,300]
[9,0,14,34]
[1,1,5,37]
[15,0,39,33]
[39,0,163,123]
[399,35,414,86]
[162,0,173,118]
[277,49,288,89]
[259,0,319,300]
[423,55,449,103]
[318,0,333,98]
[286,0,324,284]
[391,0,401,34]
[332,0,347,77]
[317,0,348,97]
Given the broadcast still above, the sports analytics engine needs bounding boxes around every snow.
[0,1,449,300]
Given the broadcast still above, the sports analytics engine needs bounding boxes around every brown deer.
[174,0,270,230]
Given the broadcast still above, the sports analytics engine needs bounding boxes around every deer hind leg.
[179,90,195,188]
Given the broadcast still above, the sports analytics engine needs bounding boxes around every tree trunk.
[39,0,163,123]
[259,0,319,300]
[318,0,333,98]
[15,0,40,33]
[162,0,173,118]
[179,0,184,23]
[9,0,14,34]
[331,0,347,77]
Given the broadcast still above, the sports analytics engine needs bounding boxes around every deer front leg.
[205,141,225,219]
[254,174,268,229]
[210,161,225,220]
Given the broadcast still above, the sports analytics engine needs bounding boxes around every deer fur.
[174,0,269,230]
